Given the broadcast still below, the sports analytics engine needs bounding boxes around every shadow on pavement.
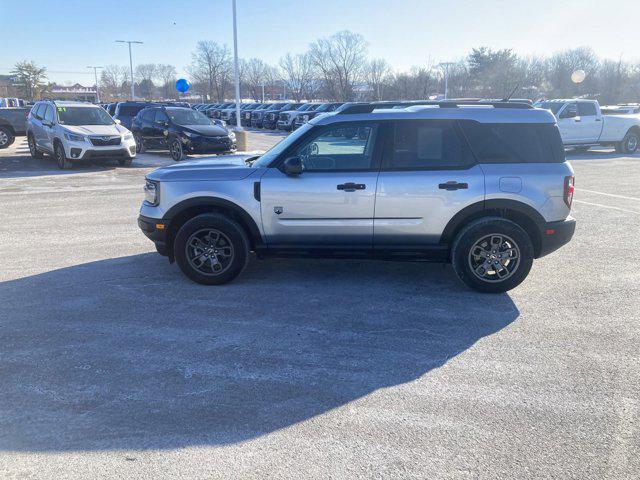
[0,253,519,452]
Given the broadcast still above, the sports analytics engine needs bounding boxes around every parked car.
[535,99,640,153]
[0,107,30,148]
[262,103,303,129]
[245,103,271,127]
[113,101,154,130]
[138,100,575,293]
[131,106,236,161]
[277,104,319,131]
[233,103,261,127]
[292,102,343,130]
[106,103,117,116]
[26,100,136,169]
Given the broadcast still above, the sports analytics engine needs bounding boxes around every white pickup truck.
[535,99,640,154]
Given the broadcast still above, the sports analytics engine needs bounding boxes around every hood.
[63,124,128,136]
[182,124,229,136]
[147,154,259,182]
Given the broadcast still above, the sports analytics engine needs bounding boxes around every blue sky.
[3,0,640,84]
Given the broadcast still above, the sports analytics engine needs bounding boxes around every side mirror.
[114,119,121,125]
[282,156,303,175]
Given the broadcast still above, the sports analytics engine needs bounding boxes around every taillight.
[564,175,575,208]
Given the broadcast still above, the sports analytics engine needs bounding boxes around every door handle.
[337,182,366,192]
[438,181,468,191]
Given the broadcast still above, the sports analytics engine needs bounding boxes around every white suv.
[27,100,137,169]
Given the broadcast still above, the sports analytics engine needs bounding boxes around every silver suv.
[26,100,137,169]
[138,101,576,293]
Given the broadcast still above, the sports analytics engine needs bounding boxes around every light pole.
[86,66,103,103]
[231,0,242,130]
[437,62,455,100]
[116,40,143,100]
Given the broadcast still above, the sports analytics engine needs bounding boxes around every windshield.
[535,102,563,115]
[252,123,313,167]
[57,106,114,126]
[166,108,214,126]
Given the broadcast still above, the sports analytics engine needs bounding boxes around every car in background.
[113,101,153,130]
[227,103,261,126]
[251,103,286,128]
[0,107,30,148]
[262,103,303,129]
[277,103,319,131]
[206,103,231,119]
[536,99,640,154]
[26,100,136,169]
[291,102,343,130]
[244,103,270,127]
[106,103,118,116]
[131,106,236,161]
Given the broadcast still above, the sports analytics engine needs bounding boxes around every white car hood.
[63,124,128,136]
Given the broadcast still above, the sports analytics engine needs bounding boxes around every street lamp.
[437,62,455,100]
[231,0,242,131]
[116,40,143,100]
[86,66,103,103]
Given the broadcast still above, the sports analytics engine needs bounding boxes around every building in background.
[44,84,97,102]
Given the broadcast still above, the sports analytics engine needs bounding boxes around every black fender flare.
[439,199,546,253]
[163,196,263,248]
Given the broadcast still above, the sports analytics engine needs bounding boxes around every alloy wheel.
[468,233,520,283]
[627,134,638,153]
[170,139,183,161]
[28,136,37,155]
[0,130,8,147]
[185,228,235,276]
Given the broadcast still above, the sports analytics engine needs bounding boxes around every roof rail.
[337,100,534,114]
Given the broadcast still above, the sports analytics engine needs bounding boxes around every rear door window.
[141,109,155,122]
[154,110,169,123]
[43,105,55,124]
[459,121,565,163]
[33,103,46,119]
[385,120,475,170]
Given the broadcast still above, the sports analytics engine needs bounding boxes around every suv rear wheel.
[618,129,639,155]
[28,134,44,158]
[451,217,534,293]
[54,142,72,170]
[173,213,250,285]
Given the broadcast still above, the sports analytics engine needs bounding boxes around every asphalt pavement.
[0,136,638,479]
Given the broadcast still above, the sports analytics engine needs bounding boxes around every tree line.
[8,30,640,104]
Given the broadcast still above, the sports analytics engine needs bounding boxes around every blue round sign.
[175,78,190,93]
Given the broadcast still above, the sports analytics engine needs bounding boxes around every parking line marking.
[573,200,640,215]
[577,188,640,202]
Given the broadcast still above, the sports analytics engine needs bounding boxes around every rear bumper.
[537,217,576,258]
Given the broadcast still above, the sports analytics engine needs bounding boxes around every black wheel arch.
[163,197,263,257]
[440,199,546,258]
[0,122,16,136]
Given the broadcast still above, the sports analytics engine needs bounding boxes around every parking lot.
[0,136,638,478]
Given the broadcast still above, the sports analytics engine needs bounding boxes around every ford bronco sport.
[138,101,576,293]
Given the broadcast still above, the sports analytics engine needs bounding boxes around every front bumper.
[537,217,576,258]
[276,120,293,131]
[65,137,137,160]
[184,136,236,154]
[138,214,170,256]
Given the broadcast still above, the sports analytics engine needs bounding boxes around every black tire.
[54,141,72,170]
[451,217,534,293]
[134,133,146,154]
[118,157,133,167]
[173,213,250,285]
[0,126,14,149]
[28,134,44,158]
[169,136,184,161]
[620,130,639,155]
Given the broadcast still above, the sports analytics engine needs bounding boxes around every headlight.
[214,120,226,128]
[123,133,134,141]
[64,132,85,142]
[144,179,159,205]
[228,130,236,140]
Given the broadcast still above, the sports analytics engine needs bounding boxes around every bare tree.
[156,64,177,99]
[365,58,392,100]
[100,65,129,101]
[309,31,368,101]
[279,53,316,102]
[188,41,232,102]
[244,58,270,101]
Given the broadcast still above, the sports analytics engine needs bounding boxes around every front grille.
[279,113,289,121]
[89,136,121,146]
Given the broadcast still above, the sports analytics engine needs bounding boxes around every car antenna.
[502,84,520,102]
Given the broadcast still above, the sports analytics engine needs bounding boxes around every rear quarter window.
[459,121,565,164]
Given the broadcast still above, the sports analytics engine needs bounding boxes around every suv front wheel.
[54,142,72,170]
[451,217,534,293]
[173,213,250,285]
[169,137,184,161]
